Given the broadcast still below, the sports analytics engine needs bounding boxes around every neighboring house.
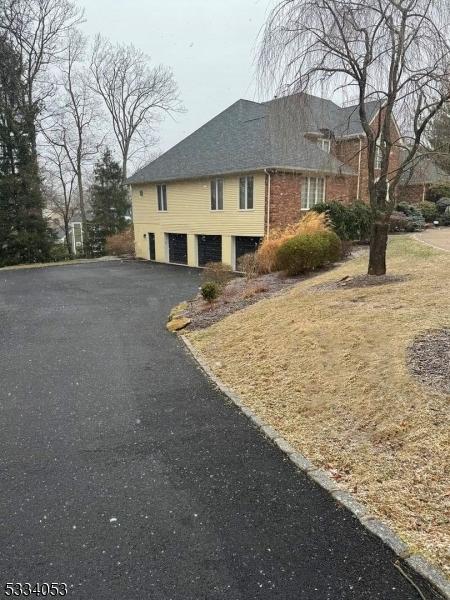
[128,92,447,269]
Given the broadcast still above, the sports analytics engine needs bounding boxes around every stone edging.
[180,334,450,600]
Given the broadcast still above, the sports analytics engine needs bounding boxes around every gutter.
[264,169,271,237]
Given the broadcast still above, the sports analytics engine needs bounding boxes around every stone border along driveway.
[181,335,450,600]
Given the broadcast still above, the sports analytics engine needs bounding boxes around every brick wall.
[267,171,356,230]
[332,110,402,203]
[267,172,302,230]
[397,183,426,204]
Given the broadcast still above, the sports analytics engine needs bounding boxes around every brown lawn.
[187,236,450,575]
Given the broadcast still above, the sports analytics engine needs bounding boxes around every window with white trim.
[239,176,254,210]
[157,184,167,211]
[375,143,383,170]
[301,177,325,209]
[318,138,331,153]
[210,178,223,210]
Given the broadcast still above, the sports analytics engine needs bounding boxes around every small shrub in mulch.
[201,281,220,302]
[408,329,450,395]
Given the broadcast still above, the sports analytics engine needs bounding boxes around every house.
[128,93,446,269]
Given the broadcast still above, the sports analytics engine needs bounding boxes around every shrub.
[49,244,71,262]
[436,197,450,214]
[419,201,439,223]
[426,184,450,203]
[389,211,410,232]
[201,281,220,302]
[296,211,331,234]
[312,200,372,241]
[276,230,342,276]
[394,203,425,231]
[201,261,233,285]
[255,212,331,274]
[237,252,259,278]
[105,226,135,256]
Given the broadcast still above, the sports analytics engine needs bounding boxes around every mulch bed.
[408,329,450,395]
[182,272,309,330]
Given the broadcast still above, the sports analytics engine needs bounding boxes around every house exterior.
[128,93,446,269]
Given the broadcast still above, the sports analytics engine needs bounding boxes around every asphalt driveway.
[0,261,439,599]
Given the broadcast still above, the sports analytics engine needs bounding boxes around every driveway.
[0,261,439,599]
[414,227,450,252]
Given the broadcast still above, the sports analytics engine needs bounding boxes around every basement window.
[239,176,254,210]
[210,178,224,210]
[157,184,167,211]
[301,177,325,210]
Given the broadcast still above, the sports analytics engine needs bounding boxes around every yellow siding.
[132,173,265,267]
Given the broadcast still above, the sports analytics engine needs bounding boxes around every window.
[157,184,167,211]
[375,144,383,170]
[239,176,254,210]
[210,178,223,210]
[318,138,331,153]
[301,177,325,209]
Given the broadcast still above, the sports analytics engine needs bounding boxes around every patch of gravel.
[312,273,409,292]
[408,329,450,395]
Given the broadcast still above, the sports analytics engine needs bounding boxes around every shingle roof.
[127,93,379,185]
[401,154,450,185]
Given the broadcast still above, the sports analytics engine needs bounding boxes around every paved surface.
[0,261,441,599]
[414,227,450,252]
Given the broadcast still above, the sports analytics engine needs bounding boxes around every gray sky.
[81,0,272,159]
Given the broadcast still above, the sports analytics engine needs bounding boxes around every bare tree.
[259,0,450,275]
[44,30,102,253]
[0,0,84,157]
[90,35,180,181]
[43,147,78,256]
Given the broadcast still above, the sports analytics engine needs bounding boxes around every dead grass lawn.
[187,236,450,575]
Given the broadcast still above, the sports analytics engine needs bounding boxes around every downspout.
[264,169,271,237]
[356,137,362,200]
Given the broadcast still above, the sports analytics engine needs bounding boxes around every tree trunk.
[77,168,90,257]
[368,220,389,275]
[64,219,73,258]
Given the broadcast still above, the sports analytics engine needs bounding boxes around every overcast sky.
[81,0,273,163]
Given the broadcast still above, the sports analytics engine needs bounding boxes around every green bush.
[436,197,450,214]
[395,202,425,231]
[201,281,220,302]
[49,244,71,262]
[426,184,450,203]
[419,201,439,223]
[312,201,372,242]
[276,230,342,276]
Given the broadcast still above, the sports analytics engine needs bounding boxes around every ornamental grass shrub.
[255,212,331,274]
[276,230,342,276]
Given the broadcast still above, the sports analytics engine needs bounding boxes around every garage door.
[168,233,188,264]
[198,235,222,267]
[235,236,262,264]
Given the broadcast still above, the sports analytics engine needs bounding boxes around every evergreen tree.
[0,36,54,266]
[429,103,450,175]
[90,149,130,252]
